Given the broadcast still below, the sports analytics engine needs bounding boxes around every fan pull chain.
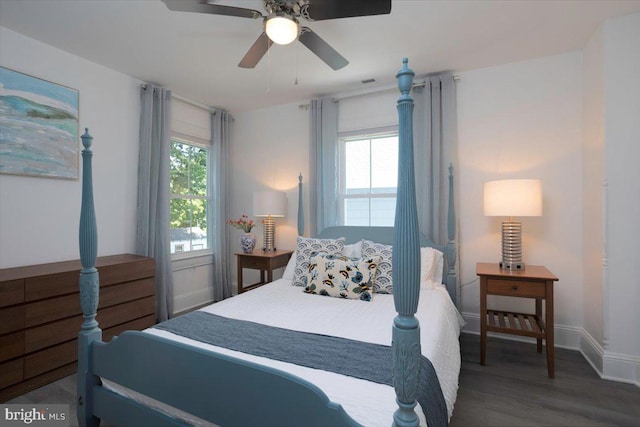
[266,38,271,94]
[294,39,299,86]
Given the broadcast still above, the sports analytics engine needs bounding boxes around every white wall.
[230,102,310,289]
[456,52,585,347]
[0,27,140,268]
[581,25,605,364]
[602,12,640,382]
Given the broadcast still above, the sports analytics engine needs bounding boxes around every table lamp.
[483,179,542,271]
[253,190,287,252]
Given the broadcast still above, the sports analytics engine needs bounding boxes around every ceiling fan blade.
[238,32,272,68]
[304,0,391,21]
[161,0,263,19]
[298,27,348,70]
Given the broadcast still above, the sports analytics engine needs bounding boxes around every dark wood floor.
[6,333,640,426]
[451,333,640,427]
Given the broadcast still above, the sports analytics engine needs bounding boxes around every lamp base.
[500,220,525,271]
[262,216,276,252]
[499,260,525,271]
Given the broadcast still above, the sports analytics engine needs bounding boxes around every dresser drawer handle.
[512,285,518,291]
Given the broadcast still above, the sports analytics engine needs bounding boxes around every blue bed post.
[446,163,458,305]
[392,58,421,427]
[77,129,102,427]
[298,173,305,236]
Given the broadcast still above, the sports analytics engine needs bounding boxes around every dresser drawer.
[0,305,25,335]
[0,279,24,307]
[486,279,545,298]
[0,331,24,363]
[0,358,23,389]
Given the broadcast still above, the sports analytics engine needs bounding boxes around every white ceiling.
[1,0,639,113]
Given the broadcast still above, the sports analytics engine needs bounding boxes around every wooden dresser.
[0,254,156,401]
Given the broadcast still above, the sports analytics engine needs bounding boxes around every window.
[339,131,398,226]
[169,136,210,254]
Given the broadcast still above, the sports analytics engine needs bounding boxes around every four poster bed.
[77,59,462,427]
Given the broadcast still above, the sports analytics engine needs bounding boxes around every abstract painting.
[0,66,79,179]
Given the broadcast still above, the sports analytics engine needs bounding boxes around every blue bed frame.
[77,58,456,427]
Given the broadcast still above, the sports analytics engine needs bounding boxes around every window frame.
[169,132,213,260]
[338,126,399,226]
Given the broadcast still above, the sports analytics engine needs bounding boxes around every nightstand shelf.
[486,309,545,338]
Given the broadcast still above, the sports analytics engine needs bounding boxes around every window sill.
[172,249,212,261]
[171,250,213,271]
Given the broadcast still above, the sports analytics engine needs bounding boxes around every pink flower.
[227,215,255,232]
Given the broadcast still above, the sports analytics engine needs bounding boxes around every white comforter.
[145,279,464,426]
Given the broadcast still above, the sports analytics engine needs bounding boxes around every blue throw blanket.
[154,311,447,427]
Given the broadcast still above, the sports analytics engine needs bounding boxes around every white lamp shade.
[253,191,287,217]
[265,15,299,45]
[483,179,542,217]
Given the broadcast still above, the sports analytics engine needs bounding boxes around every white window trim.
[338,127,399,226]
[170,134,213,259]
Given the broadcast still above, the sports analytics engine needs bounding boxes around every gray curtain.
[309,98,339,236]
[210,109,233,301]
[413,73,457,246]
[136,83,174,322]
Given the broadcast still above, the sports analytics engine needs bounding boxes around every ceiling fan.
[161,0,392,70]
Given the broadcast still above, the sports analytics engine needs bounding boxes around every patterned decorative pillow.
[304,254,380,301]
[361,240,393,294]
[292,236,345,287]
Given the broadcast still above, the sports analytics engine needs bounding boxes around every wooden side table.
[477,262,559,378]
[236,250,293,294]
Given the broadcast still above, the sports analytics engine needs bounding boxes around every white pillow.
[432,248,444,283]
[282,254,296,281]
[343,240,363,258]
[420,247,445,289]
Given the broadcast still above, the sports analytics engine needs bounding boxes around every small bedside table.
[477,262,559,378]
[236,250,293,294]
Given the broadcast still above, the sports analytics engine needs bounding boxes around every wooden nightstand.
[235,250,293,294]
[477,262,559,377]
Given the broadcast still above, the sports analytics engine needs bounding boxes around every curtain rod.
[335,75,459,102]
[140,84,213,111]
[298,75,459,109]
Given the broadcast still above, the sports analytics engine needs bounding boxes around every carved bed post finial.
[77,128,102,427]
[392,58,421,427]
[298,173,304,236]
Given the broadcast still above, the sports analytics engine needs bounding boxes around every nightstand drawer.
[486,279,545,298]
[243,258,269,269]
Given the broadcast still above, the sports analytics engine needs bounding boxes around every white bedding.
[142,278,464,427]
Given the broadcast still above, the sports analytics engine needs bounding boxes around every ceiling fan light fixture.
[265,15,299,45]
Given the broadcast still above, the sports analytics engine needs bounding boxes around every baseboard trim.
[579,329,604,374]
[580,329,640,388]
[602,353,640,388]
